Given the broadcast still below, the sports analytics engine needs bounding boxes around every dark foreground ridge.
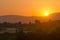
[0,20,60,40]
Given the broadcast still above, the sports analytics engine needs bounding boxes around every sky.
[0,0,60,16]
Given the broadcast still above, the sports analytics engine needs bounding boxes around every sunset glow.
[44,12,49,16]
[0,0,60,16]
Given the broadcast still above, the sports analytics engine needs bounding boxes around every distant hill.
[50,12,60,20]
[0,13,60,23]
[0,15,41,23]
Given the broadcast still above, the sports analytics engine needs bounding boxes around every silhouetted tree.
[35,20,41,24]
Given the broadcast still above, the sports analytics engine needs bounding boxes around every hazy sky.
[0,0,60,16]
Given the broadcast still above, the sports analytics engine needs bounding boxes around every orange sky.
[0,0,60,16]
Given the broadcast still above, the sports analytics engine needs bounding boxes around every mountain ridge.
[0,13,60,23]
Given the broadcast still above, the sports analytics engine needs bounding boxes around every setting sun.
[44,12,49,16]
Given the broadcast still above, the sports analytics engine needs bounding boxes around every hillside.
[0,13,60,23]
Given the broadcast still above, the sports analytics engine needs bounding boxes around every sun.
[44,12,49,16]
